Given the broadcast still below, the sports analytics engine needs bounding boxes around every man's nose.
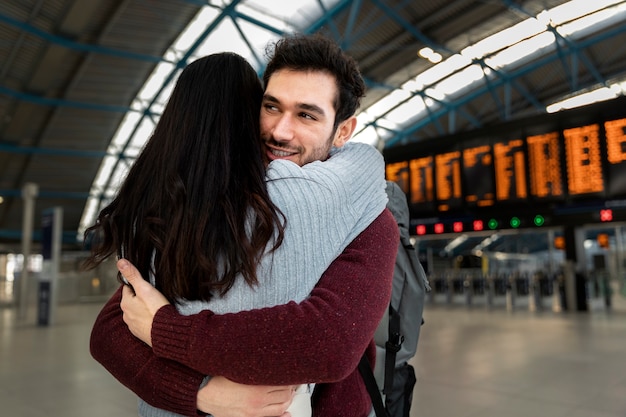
[272,114,295,142]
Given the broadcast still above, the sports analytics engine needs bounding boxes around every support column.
[18,183,38,321]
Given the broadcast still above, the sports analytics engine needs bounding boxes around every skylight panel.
[385,95,428,126]
[547,85,622,113]
[435,64,485,97]
[366,89,412,119]
[135,62,177,102]
[557,5,626,38]
[109,112,141,150]
[462,18,545,61]
[485,31,555,69]
[541,0,622,26]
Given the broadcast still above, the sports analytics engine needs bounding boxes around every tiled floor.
[0,303,137,417]
[1,301,625,416]
[412,306,626,417]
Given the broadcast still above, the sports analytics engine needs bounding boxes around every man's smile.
[264,141,300,161]
[270,148,294,157]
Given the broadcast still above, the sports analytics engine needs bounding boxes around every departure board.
[605,118,626,196]
[409,156,435,211]
[462,145,495,206]
[493,139,527,201]
[563,124,604,195]
[526,132,564,199]
[385,161,409,194]
[435,151,462,211]
[382,96,626,222]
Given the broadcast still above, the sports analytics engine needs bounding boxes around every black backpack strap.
[384,304,404,396]
[358,353,390,417]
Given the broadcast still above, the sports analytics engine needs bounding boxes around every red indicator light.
[434,223,444,234]
[453,222,463,232]
[416,225,426,235]
[473,220,483,231]
[600,209,613,222]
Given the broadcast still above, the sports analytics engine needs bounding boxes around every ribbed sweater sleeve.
[90,286,203,416]
[151,209,398,385]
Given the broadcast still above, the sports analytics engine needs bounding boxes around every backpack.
[359,181,431,417]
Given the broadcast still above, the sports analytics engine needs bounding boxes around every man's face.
[260,69,355,167]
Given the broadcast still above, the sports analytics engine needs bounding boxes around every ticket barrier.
[428,272,491,307]
[449,274,467,304]
[482,273,508,308]
[505,272,531,311]
[428,270,561,311]
[428,272,473,305]
[463,273,488,307]
[586,272,611,311]
[528,272,554,312]
[428,273,449,304]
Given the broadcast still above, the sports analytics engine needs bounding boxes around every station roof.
[1,0,625,255]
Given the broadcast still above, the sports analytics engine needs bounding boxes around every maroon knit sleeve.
[151,209,398,385]
[90,286,205,417]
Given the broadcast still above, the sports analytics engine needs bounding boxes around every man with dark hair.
[90,33,397,417]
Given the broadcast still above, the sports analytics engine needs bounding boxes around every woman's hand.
[118,258,169,346]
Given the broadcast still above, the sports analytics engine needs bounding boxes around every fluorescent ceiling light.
[352,0,626,147]
[546,84,622,113]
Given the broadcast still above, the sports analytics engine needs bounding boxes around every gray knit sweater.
[138,142,387,417]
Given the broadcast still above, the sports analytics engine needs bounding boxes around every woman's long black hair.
[83,52,285,302]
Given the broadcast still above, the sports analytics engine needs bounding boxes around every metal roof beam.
[0,12,168,64]
[370,0,452,54]
[503,0,606,87]
[0,143,109,158]
[0,85,133,113]
[343,0,364,46]
[231,10,286,36]
[0,189,90,199]
[383,20,626,147]
[305,0,353,34]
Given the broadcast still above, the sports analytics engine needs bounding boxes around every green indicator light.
[534,215,545,226]
[510,217,521,228]
[488,219,498,230]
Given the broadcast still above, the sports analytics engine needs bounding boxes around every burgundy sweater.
[90,209,398,416]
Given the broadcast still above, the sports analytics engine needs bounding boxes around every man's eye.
[264,104,278,112]
[300,112,315,120]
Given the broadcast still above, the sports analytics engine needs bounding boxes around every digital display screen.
[563,124,604,195]
[526,132,564,199]
[385,161,409,194]
[435,151,462,211]
[409,156,435,211]
[383,97,626,221]
[493,139,527,201]
[604,118,626,196]
[463,145,494,207]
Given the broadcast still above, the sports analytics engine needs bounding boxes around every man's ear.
[332,116,357,148]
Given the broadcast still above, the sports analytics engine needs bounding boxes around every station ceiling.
[1,0,626,254]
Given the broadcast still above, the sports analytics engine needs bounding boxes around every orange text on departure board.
[526,132,563,198]
[409,156,434,205]
[605,118,626,164]
[435,151,462,206]
[463,145,494,206]
[493,139,527,200]
[385,161,409,193]
[563,124,604,195]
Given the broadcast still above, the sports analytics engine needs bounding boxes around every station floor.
[1,300,626,417]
